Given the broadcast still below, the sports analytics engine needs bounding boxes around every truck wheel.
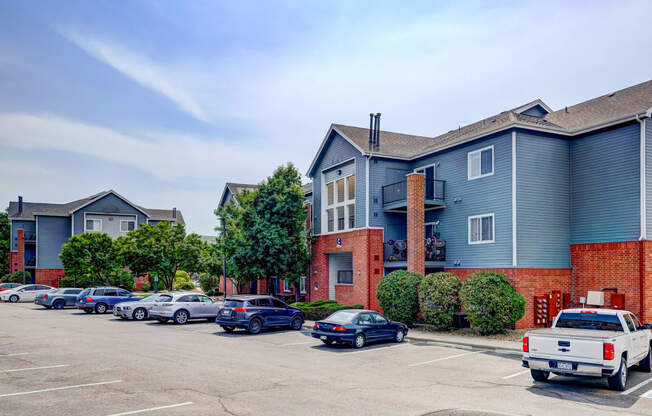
[608,357,628,391]
[638,347,651,373]
[530,369,549,382]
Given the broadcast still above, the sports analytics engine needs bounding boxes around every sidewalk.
[303,320,522,353]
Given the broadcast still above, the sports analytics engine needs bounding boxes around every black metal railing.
[24,232,36,242]
[383,239,446,262]
[25,257,36,267]
[382,179,446,205]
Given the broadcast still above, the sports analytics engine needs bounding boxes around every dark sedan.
[311,309,407,349]
[216,295,305,334]
[35,288,83,309]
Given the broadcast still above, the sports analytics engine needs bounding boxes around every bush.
[1,270,32,283]
[140,282,151,292]
[110,270,135,291]
[459,271,526,335]
[419,272,462,329]
[289,300,363,321]
[376,270,422,325]
[173,270,191,290]
[157,281,166,291]
[199,274,220,294]
[180,282,195,291]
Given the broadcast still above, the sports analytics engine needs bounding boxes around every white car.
[0,284,55,303]
[523,308,652,391]
[149,292,221,325]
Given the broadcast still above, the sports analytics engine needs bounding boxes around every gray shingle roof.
[226,183,260,196]
[301,182,313,195]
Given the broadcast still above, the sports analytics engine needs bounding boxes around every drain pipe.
[636,109,651,321]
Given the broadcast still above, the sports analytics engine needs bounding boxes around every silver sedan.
[113,293,170,321]
[149,292,221,325]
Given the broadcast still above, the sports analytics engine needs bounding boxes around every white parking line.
[341,343,411,355]
[106,402,194,416]
[0,353,31,357]
[501,369,530,380]
[408,350,486,367]
[280,341,315,347]
[621,377,652,395]
[641,389,652,399]
[3,364,69,373]
[0,380,122,398]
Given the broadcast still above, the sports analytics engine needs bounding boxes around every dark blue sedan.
[311,309,408,349]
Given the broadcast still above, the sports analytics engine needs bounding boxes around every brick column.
[406,173,425,275]
[642,241,652,323]
[16,229,25,272]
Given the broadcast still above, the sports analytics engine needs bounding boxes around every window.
[468,213,494,244]
[64,289,82,295]
[555,313,623,331]
[372,313,388,324]
[283,279,291,292]
[118,290,131,297]
[299,277,306,294]
[120,220,135,233]
[323,173,356,233]
[358,313,374,325]
[199,295,213,303]
[468,145,494,180]
[103,289,118,296]
[425,222,437,239]
[93,289,104,296]
[271,298,287,309]
[337,270,353,284]
[85,219,102,233]
[624,315,636,332]
[255,298,272,307]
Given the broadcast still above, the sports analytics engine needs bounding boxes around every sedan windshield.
[325,311,358,323]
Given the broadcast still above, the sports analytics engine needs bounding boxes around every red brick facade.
[10,229,25,273]
[9,251,19,274]
[311,228,384,310]
[35,269,65,287]
[571,240,652,323]
[406,174,425,275]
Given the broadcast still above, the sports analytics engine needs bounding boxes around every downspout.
[365,154,371,228]
[636,112,649,319]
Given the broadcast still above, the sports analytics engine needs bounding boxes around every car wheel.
[248,318,262,334]
[608,357,628,391]
[638,346,651,373]
[354,333,366,349]
[95,303,108,314]
[83,308,93,314]
[221,325,235,332]
[290,316,303,330]
[9,295,19,303]
[395,329,405,343]
[45,306,52,309]
[133,308,147,321]
[530,369,549,382]
[53,299,65,310]
[157,318,169,323]
[173,310,189,325]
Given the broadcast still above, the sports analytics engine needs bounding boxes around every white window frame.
[425,221,438,238]
[85,219,102,233]
[323,173,356,234]
[120,220,136,233]
[468,213,495,244]
[299,277,306,294]
[467,145,494,180]
[283,279,291,292]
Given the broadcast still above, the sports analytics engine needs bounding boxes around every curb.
[303,323,521,354]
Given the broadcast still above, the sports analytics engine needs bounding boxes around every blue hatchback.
[216,295,305,334]
[311,309,408,349]
[76,287,140,314]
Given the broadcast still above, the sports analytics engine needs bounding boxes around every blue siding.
[570,123,640,243]
[520,105,548,118]
[646,118,652,237]
[369,157,412,236]
[72,193,148,235]
[516,131,570,267]
[310,132,366,235]
[416,132,513,268]
[36,216,71,269]
[10,220,35,250]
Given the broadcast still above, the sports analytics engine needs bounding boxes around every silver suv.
[149,292,220,325]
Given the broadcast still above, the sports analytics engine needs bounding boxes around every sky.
[1,0,651,235]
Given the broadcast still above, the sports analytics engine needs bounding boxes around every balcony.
[25,257,36,267]
[24,232,36,243]
[382,179,446,212]
[383,238,446,268]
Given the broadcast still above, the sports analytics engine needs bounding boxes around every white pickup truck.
[522,309,651,391]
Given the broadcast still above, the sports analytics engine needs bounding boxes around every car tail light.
[234,307,248,312]
[604,343,615,360]
[580,310,597,314]
[333,326,346,331]
[522,336,529,352]
[44,294,48,299]
[87,297,93,302]
[313,323,320,329]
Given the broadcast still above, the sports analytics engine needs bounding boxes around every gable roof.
[69,190,150,217]
[143,208,185,224]
[218,182,260,208]
[307,79,652,174]
[301,182,313,195]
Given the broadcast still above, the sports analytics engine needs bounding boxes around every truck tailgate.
[529,328,619,362]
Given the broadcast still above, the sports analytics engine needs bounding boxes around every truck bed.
[527,327,623,341]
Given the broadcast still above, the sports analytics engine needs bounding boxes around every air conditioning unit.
[586,291,604,306]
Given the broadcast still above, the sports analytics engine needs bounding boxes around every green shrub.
[59,276,75,287]
[1,270,32,283]
[110,270,135,291]
[199,274,220,294]
[181,282,195,291]
[419,272,462,329]
[290,300,363,321]
[140,282,151,292]
[173,270,191,290]
[459,271,526,335]
[376,270,422,325]
[157,281,166,291]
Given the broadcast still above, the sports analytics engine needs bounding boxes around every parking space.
[1,302,651,416]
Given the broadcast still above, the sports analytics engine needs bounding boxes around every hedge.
[1,270,32,284]
[289,300,363,321]
[419,272,462,329]
[376,270,422,325]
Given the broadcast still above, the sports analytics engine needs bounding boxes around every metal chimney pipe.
[18,196,23,216]
[375,113,381,148]
[369,113,374,148]
[172,207,177,218]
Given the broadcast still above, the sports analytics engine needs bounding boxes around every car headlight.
[125,306,132,310]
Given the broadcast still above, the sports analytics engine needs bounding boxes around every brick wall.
[406,174,425,275]
[9,251,19,273]
[642,241,652,323]
[311,228,383,309]
[16,229,25,272]
[35,269,65,287]
[446,268,572,329]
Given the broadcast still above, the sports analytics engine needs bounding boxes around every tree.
[120,222,202,291]
[0,209,9,276]
[59,232,123,287]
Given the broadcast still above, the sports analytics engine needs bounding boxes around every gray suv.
[149,292,221,324]
[216,295,305,334]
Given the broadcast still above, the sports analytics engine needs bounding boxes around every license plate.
[557,361,572,370]
[320,336,327,340]
[221,310,231,316]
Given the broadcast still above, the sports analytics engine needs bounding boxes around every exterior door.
[19,285,37,301]
[414,165,435,199]
[372,313,394,339]
[271,298,292,325]
[357,312,379,340]
[256,297,274,325]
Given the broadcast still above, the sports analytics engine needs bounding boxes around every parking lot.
[0,303,651,416]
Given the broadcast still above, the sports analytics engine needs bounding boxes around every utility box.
[548,291,562,323]
[534,296,548,326]
[586,291,605,306]
[610,293,625,310]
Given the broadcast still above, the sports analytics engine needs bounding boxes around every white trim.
[84,217,102,233]
[120,219,136,234]
[413,162,437,174]
[321,158,357,234]
[512,131,517,266]
[307,125,366,176]
[467,145,494,180]
[468,213,495,244]
[71,213,74,236]
[35,217,38,269]
[312,226,383,237]
[299,276,306,294]
[365,156,370,228]
[512,99,552,115]
[69,190,150,217]
[640,118,647,240]
[8,218,11,252]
